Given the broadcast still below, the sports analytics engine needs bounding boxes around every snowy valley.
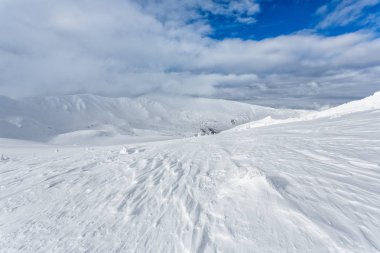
[0,94,304,145]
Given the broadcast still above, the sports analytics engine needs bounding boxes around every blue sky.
[209,0,328,39]
[0,0,380,108]
[208,0,380,40]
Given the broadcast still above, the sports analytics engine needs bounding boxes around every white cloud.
[317,0,380,29]
[135,0,260,27]
[0,0,379,108]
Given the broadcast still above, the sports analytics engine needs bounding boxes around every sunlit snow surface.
[0,93,380,252]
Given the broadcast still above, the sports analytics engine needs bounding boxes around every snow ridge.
[232,91,380,131]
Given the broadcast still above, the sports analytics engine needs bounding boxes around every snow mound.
[0,154,9,161]
[231,116,301,131]
[119,147,128,155]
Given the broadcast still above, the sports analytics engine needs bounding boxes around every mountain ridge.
[0,93,304,144]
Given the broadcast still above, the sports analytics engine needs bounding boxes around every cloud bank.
[0,0,379,108]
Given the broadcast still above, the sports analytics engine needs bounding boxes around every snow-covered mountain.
[0,92,379,252]
[0,94,304,144]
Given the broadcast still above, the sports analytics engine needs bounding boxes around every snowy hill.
[0,92,379,252]
[232,91,380,131]
[307,91,380,119]
[0,94,304,144]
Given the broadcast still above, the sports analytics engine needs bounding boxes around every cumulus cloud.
[0,0,379,108]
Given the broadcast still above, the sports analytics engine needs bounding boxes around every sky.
[0,0,380,108]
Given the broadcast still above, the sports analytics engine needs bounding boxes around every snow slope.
[0,93,380,252]
[232,91,380,131]
[0,94,304,145]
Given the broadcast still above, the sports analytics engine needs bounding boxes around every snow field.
[0,93,380,252]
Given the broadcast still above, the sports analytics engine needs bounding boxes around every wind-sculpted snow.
[0,94,379,252]
[0,94,303,144]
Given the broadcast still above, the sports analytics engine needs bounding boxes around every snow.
[232,91,380,131]
[0,94,304,145]
[0,154,9,161]
[119,146,128,155]
[308,91,380,119]
[0,92,380,252]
